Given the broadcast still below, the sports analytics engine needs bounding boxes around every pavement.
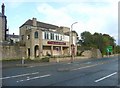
[2,60,57,69]
[1,56,92,69]
[1,55,118,69]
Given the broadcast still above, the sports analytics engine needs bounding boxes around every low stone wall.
[49,56,89,63]
[0,45,26,60]
[81,49,102,58]
[81,50,92,58]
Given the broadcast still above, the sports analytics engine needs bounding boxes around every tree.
[93,33,104,54]
[81,31,93,47]
[79,31,117,55]
[115,45,120,54]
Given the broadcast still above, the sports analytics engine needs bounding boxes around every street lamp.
[70,22,78,63]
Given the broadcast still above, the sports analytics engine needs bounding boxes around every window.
[21,35,24,40]
[50,33,54,40]
[45,32,47,39]
[27,35,30,40]
[60,35,62,40]
[47,32,49,39]
[57,35,59,40]
[50,33,52,40]
[44,32,49,39]
[34,31,38,38]
[56,34,57,40]
[52,33,54,40]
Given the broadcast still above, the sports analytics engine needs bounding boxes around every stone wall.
[0,45,25,60]
[82,49,102,58]
[49,56,89,63]
[81,50,92,58]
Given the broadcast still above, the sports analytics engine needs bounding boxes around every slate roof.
[6,34,19,38]
[20,19,59,29]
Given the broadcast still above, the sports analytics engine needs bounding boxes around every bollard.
[56,58,59,63]
[22,57,25,65]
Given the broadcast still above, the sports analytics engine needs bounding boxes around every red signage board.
[47,41,66,45]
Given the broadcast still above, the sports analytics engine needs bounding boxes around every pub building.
[20,18,78,60]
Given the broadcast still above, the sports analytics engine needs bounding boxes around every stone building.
[20,18,78,60]
[0,3,78,60]
[0,3,8,44]
[0,3,25,60]
[0,3,19,44]
[6,33,20,43]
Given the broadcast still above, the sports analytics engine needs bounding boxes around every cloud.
[37,2,117,40]
[5,0,24,8]
[3,0,119,3]
[37,3,75,27]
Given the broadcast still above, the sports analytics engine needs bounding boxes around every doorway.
[34,45,39,58]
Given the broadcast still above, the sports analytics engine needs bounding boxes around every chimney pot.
[32,18,37,26]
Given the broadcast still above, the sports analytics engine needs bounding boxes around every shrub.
[40,56,50,62]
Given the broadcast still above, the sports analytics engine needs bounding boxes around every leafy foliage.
[79,31,117,55]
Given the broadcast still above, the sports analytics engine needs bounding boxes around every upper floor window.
[52,33,54,40]
[56,34,59,40]
[21,35,24,40]
[60,35,62,41]
[27,35,30,40]
[34,31,38,38]
[45,32,47,39]
[44,32,63,41]
[56,35,57,40]
[50,33,54,40]
[50,33,52,40]
[45,32,49,39]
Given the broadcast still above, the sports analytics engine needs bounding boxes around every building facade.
[6,33,20,43]
[0,3,78,60]
[0,3,8,44]
[20,18,78,59]
[0,3,25,60]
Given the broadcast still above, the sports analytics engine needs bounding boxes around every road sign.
[106,46,113,53]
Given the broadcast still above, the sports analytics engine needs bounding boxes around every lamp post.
[70,22,78,63]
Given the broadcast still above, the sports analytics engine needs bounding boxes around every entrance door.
[34,45,39,58]
[28,48,30,58]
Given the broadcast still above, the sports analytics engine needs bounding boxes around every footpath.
[1,56,90,69]
[1,54,118,69]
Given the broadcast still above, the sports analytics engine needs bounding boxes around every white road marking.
[71,64,98,71]
[27,66,38,68]
[71,59,118,71]
[67,63,71,64]
[16,74,51,82]
[95,72,117,82]
[29,66,34,68]
[27,77,30,79]
[86,62,91,64]
[0,72,39,80]
[27,79,30,80]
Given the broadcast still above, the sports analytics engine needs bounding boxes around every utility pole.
[70,22,78,63]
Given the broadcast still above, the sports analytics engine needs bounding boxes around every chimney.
[32,18,37,26]
[1,3,5,16]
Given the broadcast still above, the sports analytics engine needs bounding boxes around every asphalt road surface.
[1,56,119,87]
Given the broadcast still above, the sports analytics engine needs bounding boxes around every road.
[1,56,119,87]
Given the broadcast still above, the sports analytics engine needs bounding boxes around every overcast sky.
[1,0,119,44]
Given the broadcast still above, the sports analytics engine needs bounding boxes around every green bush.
[1,58,21,62]
[40,57,50,62]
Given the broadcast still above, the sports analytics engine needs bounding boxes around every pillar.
[51,45,53,56]
[61,46,63,56]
